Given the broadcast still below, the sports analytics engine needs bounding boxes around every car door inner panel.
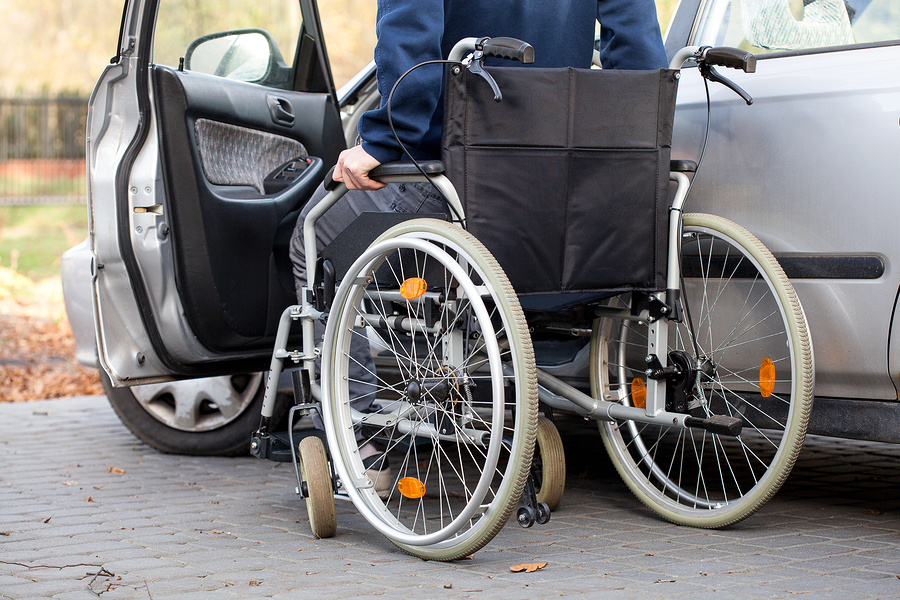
[152,65,343,355]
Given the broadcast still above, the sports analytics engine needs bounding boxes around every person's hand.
[333,145,385,191]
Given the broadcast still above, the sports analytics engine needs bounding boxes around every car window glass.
[316,0,377,89]
[693,0,900,54]
[153,0,302,87]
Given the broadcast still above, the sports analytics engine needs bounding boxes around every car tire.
[100,370,270,456]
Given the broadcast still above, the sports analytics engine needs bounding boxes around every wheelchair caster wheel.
[536,502,551,525]
[533,416,565,510]
[298,436,336,539]
[516,505,536,528]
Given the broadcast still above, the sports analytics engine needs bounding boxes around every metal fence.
[0,98,89,205]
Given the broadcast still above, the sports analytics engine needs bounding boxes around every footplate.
[249,431,296,462]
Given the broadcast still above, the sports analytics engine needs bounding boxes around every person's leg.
[288,181,448,417]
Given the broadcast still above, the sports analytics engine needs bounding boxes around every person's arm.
[358,0,445,162]
[595,0,667,70]
[334,0,444,190]
[332,144,385,191]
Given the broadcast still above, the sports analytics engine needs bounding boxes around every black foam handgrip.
[705,47,756,73]
[482,37,535,64]
[324,166,340,191]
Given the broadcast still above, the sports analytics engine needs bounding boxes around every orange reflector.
[760,358,776,398]
[398,477,426,499]
[631,377,647,409]
[400,277,428,300]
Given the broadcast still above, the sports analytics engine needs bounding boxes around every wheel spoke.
[593,215,812,526]
[322,220,536,559]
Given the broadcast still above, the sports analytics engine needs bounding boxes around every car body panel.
[61,240,99,369]
[668,4,900,402]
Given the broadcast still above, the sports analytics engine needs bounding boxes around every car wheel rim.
[130,373,263,432]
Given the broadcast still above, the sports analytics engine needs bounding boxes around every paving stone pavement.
[2,395,900,599]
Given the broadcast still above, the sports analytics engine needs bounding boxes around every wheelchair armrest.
[670,160,698,173]
[324,161,446,192]
[370,161,445,179]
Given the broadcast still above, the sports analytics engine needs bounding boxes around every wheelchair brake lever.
[468,52,503,102]
[700,63,753,106]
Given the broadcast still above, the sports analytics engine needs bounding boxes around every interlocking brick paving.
[2,397,899,599]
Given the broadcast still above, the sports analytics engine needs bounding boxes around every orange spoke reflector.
[398,477,426,499]
[400,277,428,300]
[760,358,776,398]
[631,377,647,409]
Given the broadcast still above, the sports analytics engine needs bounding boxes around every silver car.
[63,0,900,457]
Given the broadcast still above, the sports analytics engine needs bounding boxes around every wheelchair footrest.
[684,415,743,436]
[250,431,299,463]
[250,429,331,462]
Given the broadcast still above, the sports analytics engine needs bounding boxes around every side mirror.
[184,29,291,87]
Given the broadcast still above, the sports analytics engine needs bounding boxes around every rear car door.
[665,1,900,409]
[89,0,345,385]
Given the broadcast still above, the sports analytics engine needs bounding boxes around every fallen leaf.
[107,467,126,475]
[510,562,547,573]
[0,294,104,403]
[249,579,262,586]
[864,509,883,515]
[43,517,51,523]
[444,584,453,589]
[0,531,9,536]
[86,496,95,502]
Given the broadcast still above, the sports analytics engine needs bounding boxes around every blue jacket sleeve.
[357,0,446,164]
[596,0,668,70]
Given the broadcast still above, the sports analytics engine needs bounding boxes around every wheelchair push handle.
[479,37,535,64]
[703,47,756,73]
[670,45,757,106]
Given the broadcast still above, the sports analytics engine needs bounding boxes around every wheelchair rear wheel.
[591,213,813,528]
[322,219,537,560]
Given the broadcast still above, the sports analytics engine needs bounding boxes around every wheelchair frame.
[250,41,815,560]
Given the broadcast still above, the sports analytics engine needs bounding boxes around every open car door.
[89,0,345,386]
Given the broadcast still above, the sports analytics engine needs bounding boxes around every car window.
[153,0,302,88]
[316,1,377,89]
[693,0,900,54]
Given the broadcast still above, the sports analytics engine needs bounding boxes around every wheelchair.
[250,38,814,561]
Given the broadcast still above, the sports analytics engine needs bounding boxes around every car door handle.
[267,95,295,126]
